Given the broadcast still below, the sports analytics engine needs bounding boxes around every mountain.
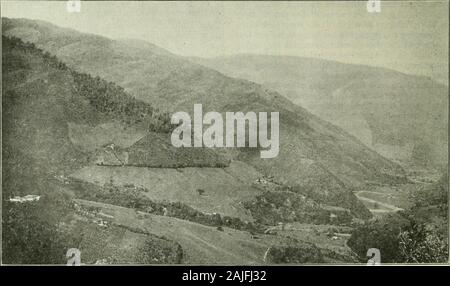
[1,35,176,263]
[190,54,448,168]
[2,17,408,218]
[0,35,262,263]
[3,35,364,264]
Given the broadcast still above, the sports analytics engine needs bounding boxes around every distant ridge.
[190,54,448,168]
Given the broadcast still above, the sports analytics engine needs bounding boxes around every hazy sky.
[2,1,448,83]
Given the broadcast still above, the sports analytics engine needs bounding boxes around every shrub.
[398,221,448,263]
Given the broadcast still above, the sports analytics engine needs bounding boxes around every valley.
[2,16,447,264]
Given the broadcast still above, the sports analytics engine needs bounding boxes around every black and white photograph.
[0,0,448,267]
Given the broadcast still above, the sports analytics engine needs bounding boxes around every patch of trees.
[3,36,69,71]
[265,241,324,263]
[2,203,68,264]
[127,134,231,168]
[2,180,78,264]
[347,175,448,264]
[243,191,353,226]
[397,220,448,263]
[347,213,448,263]
[347,213,408,263]
[70,65,172,133]
[3,35,173,133]
[137,239,183,264]
[282,184,372,220]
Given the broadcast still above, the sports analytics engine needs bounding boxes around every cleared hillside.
[1,35,227,263]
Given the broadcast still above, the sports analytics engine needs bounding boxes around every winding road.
[355,191,404,213]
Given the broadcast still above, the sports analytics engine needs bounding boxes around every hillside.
[71,199,355,264]
[3,35,360,264]
[1,35,232,263]
[1,35,176,179]
[190,55,448,168]
[2,18,409,218]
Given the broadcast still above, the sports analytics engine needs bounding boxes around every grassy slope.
[70,162,263,221]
